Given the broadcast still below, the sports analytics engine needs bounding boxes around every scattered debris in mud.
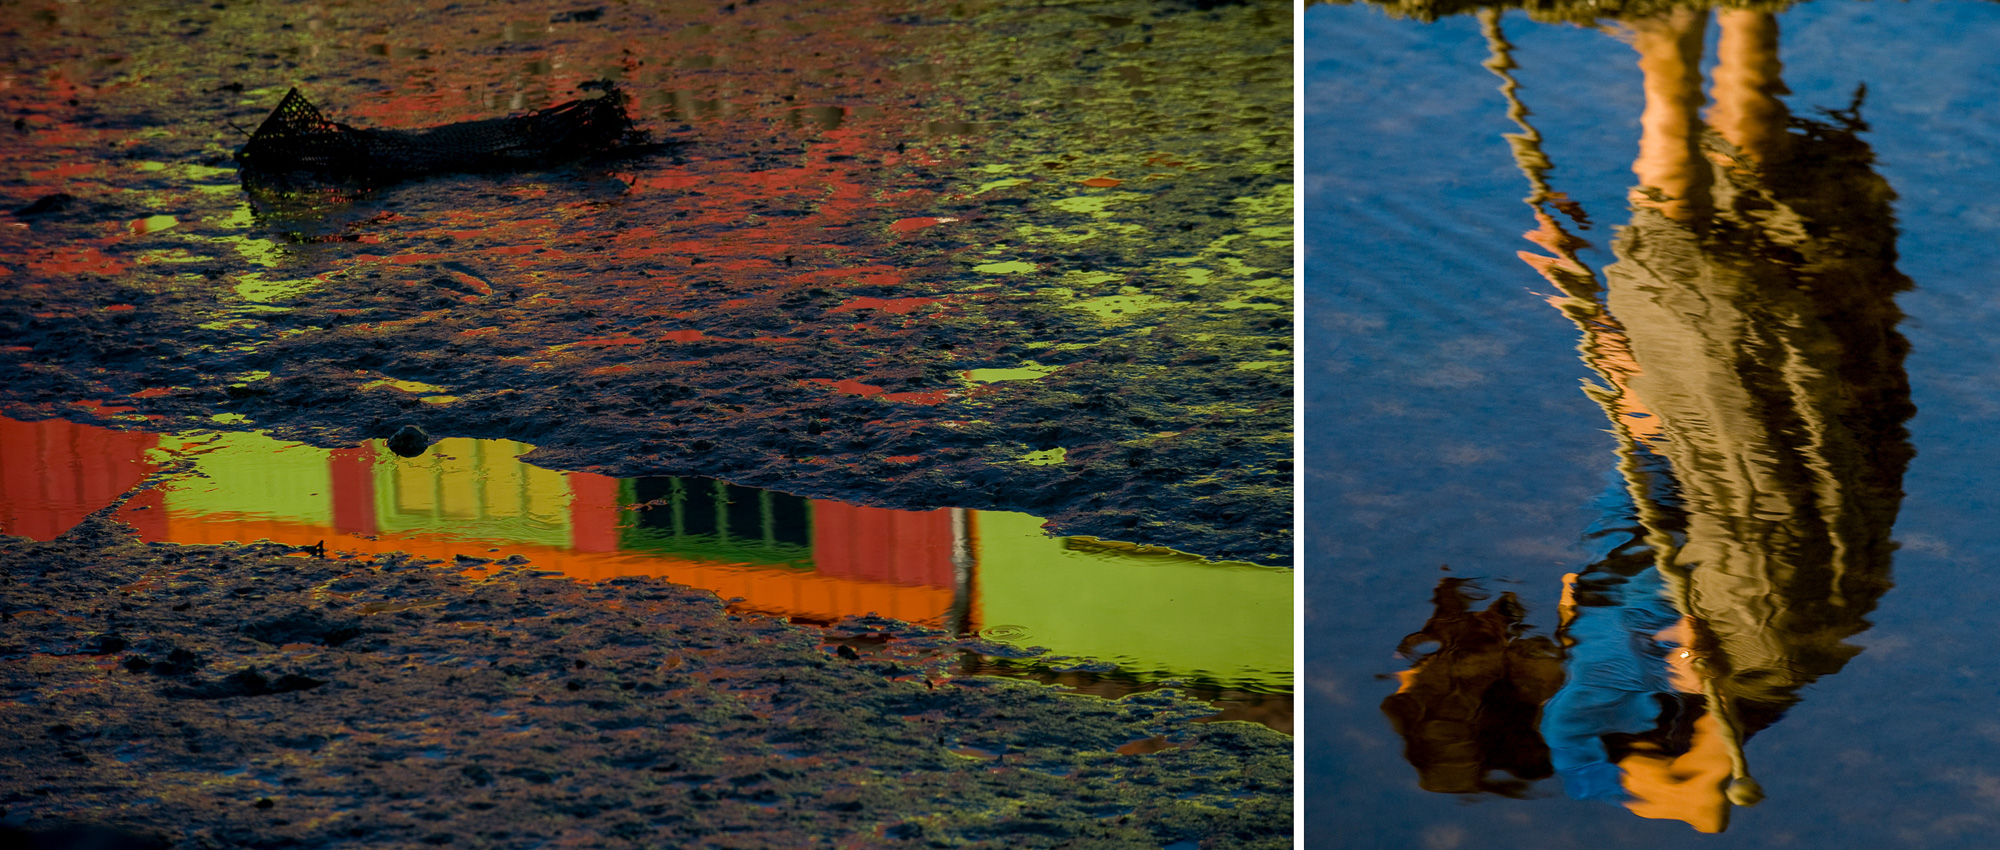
[0,518,1292,848]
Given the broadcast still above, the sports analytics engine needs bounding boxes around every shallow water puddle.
[1311,0,2000,845]
[0,415,1290,698]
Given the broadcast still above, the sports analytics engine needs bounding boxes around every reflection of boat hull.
[0,417,1292,693]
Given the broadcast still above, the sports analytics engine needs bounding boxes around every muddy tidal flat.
[0,518,1289,849]
[0,0,1295,846]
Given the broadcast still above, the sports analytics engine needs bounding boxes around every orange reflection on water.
[0,416,958,627]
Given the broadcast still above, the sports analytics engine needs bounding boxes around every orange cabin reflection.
[0,416,960,626]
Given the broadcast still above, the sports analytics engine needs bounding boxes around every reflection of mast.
[948,506,976,635]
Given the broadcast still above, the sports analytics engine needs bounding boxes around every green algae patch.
[1019,447,1068,466]
[233,272,316,303]
[965,362,1058,383]
[973,260,1039,274]
[1050,192,1148,215]
[1075,292,1166,321]
[972,176,1032,194]
[360,378,449,395]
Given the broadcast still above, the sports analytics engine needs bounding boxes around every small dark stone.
[386,425,430,458]
[254,797,274,809]
[836,645,860,661]
[502,767,553,784]
[13,192,76,217]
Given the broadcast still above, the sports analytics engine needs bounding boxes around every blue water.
[1307,2,2000,847]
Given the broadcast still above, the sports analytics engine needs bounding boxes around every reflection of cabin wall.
[813,501,956,587]
[0,418,965,626]
[373,438,572,549]
[619,476,818,568]
[974,510,1294,692]
[0,417,157,540]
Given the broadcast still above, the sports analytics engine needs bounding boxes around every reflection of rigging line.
[1476,8,1680,570]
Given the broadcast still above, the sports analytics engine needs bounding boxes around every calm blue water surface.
[1307,1,2000,847]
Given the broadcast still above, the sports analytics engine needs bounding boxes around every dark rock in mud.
[0,520,1290,849]
[386,424,430,458]
[11,193,77,218]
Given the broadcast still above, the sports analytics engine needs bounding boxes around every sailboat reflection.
[1384,8,1913,832]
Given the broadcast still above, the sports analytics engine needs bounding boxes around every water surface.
[1308,1,2000,846]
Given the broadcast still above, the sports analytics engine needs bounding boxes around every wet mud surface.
[0,0,1293,565]
[1310,0,2000,846]
[0,517,1290,848]
[1,0,1294,844]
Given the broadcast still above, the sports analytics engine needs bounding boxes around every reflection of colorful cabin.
[973,511,1293,690]
[0,417,159,540]
[0,417,1290,692]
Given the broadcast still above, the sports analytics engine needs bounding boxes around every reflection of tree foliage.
[1380,579,1565,796]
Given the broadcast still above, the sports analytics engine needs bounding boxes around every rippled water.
[1308,1,2000,846]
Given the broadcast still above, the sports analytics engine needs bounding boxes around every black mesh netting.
[235,86,636,182]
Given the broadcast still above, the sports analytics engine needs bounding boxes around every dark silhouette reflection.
[1382,579,1564,795]
[1383,8,1913,832]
